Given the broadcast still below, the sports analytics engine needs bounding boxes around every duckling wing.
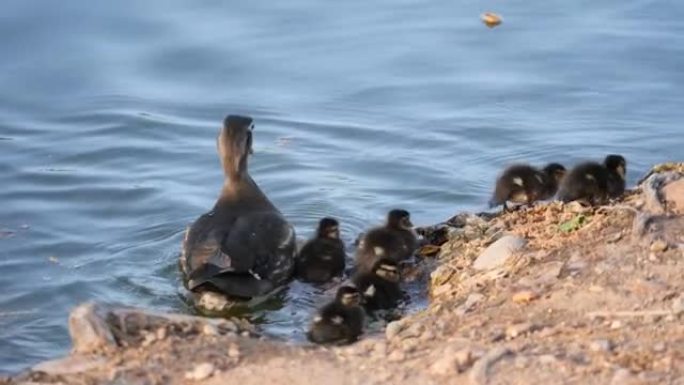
[181,212,228,281]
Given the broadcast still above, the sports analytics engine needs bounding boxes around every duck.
[489,162,567,211]
[179,115,297,300]
[307,285,365,344]
[352,258,404,312]
[355,209,417,273]
[294,217,346,283]
[557,154,627,205]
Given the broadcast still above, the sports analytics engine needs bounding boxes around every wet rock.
[473,235,526,270]
[69,303,117,353]
[185,363,215,381]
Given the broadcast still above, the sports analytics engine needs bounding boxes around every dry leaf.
[481,12,503,28]
[512,290,539,304]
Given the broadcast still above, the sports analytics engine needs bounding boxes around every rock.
[469,347,513,385]
[388,350,405,362]
[512,290,539,304]
[506,323,539,339]
[430,355,457,376]
[202,324,219,336]
[589,339,613,352]
[672,295,684,314]
[610,368,638,385]
[662,178,684,213]
[228,343,240,358]
[69,303,117,353]
[184,363,215,381]
[385,321,404,340]
[650,240,668,253]
[472,235,526,270]
[610,320,623,329]
[32,356,106,375]
[401,338,419,352]
[453,348,474,371]
[456,293,485,315]
[156,327,167,340]
[652,343,666,353]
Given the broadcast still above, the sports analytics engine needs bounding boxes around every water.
[1,0,683,373]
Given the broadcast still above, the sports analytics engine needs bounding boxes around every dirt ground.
[5,163,684,385]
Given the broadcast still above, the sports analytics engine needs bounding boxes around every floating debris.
[481,12,503,28]
[48,256,60,264]
[0,229,15,239]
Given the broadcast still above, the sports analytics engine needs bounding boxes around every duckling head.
[373,258,401,283]
[543,163,567,184]
[336,285,362,307]
[316,217,340,240]
[218,115,254,180]
[604,154,626,179]
[387,209,413,231]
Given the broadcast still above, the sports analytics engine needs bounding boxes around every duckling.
[295,217,346,283]
[307,286,365,344]
[558,154,627,205]
[489,163,567,211]
[352,258,404,312]
[355,209,417,273]
[180,115,297,301]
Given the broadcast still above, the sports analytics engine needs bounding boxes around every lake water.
[1,0,683,374]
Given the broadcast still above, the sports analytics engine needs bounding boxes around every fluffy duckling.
[295,217,346,283]
[352,258,404,312]
[489,163,566,211]
[558,154,627,204]
[307,286,365,344]
[355,209,417,273]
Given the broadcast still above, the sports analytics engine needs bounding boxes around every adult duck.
[180,115,296,300]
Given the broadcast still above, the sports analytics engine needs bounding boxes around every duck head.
[373,258,401,283]
[543,162,567,184]
[317,217,340,240]
[604,154,626,179]
[218,115,254,181]
[336,286,362,307]
[387,209,413,231]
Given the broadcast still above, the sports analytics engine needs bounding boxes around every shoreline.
[5,162,684,385]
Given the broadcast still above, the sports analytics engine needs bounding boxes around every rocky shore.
[5,163,684,385]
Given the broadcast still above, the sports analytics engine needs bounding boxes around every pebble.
[672,296,684,314]
[385,321,404,340]
[429,355,457,376]
[610,320,623,329]
[538,354,558,365]
[457,293,485,314]
[650,240,668,253]
[228,343,241,358]
[202,323,219,336]
[589,339,613,352]
[184,363,215,381]
[506,322,539,339]
[401,337,419,352]
[453,348,474,370]
[155,327,167,340]
[652,343,666,353]
[473,235,526,270]
[388,350,406,362]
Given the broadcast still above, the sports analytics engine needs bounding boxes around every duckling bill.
[180,115,297,302]
[307,286,365,344]
[295,217,346,283]
[558,154,627,205]
[489,163,566,211]
[355,209,417,273]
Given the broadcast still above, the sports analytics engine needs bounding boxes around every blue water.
[1,0,683,374]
